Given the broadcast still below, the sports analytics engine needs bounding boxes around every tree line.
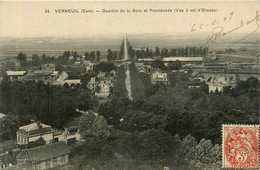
[0,77,98,141]
[95,76,259,169]
[135,46,209,59]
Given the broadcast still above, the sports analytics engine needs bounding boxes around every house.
[75,61,81,66]
[41,64,55,72]
[207,75,236,93]
[87,77,99,92]
[85,63,94,72]
[190,71,204,81]
[97,72,106,79]
[99,81,111,93]
[69,56,74,61]
[52,72,68,86]
[64,79,81,86]
[151,71,168,84]
[110,70,116,77]
[16,122,54,145]
[33,70,53,76]
[6,71,27,80]
[51,71,59,77]
[16,142,70,170]
[83,60,94,72]
[53,127,81,144]
[81,55,86,61]
[0,113,6,119]
[162,57,203,64]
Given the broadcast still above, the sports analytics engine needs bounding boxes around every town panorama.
[0,33,259,169]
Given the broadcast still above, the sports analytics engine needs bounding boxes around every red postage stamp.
[222,124,259,169]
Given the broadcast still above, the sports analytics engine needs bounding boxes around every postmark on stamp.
[222,124,259,169]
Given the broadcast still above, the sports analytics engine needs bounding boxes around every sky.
[0,1,259,38]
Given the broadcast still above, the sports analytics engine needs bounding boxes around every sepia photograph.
[0,0,259,169]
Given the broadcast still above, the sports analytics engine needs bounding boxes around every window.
[36,162,41,170]
[53,158,57,167]
[46,160,51,169]
[61,155,66,165]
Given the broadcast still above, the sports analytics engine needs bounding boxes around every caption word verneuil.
[44,8,218,14]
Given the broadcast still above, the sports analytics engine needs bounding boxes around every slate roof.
[17,142,70,163]
[18,123,52,136]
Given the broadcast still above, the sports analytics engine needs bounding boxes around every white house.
[52,72,68,86]
[87,77,99,92]
[151,71,168,84]
[64,79,81,86]
[207,75,236,93]
[84,60,94,72]
[41,64,55,72]
[16,122,54,145]
[99,81,111,93]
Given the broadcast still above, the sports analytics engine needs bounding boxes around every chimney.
[37,121,43,134]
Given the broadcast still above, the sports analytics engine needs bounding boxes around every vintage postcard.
[0,0,259,169]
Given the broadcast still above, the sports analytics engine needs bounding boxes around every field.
[0,33,259,64]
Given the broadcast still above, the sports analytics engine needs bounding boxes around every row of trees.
[16,50,103,68]
[84,50,101,62]
[119,38,135,60]
[107,49,122,62]
[160,46,208,57]
[111,65,128,99]
[129,63,145,100]
[135,46,209,59]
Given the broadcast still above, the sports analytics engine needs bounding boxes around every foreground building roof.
[17,142,70,163]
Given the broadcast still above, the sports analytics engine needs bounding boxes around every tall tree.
[107,49,113,62]
[17,53,27,67]
[90,51,95,62]
[79,111,110,142]
[96,50,101,62]
[32,54,40,66]
[84,52,90,60]
[155,47,160,57]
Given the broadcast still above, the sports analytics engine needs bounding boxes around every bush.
[27,137,46,149]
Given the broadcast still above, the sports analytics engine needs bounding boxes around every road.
[124,35,133,100]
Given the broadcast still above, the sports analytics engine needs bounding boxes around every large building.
[151,71,168,85]
[207,75,236,93]
[162,57,203,64]
[6,71,27,80]
[16,142,70,170]
[16,122,54,145]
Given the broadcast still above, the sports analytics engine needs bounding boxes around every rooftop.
[6,71,26,76]
[17,142,70,163]
[163,57,203,62]
[18,123,52,136]
[0,113,6,119]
